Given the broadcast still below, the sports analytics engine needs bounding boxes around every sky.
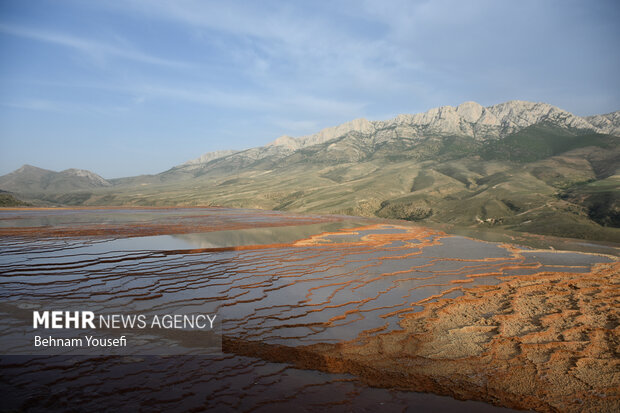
[0,0,618,178]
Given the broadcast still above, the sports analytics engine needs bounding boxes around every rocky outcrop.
[181,149,239,167]
[585,110,620,136]
[272,118,377,148]
[267,135,300,150]
[60,168,111,187]
[267,100,614,150]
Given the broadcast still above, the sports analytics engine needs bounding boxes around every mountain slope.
[0,190,30,207]
[165,100,611,179]
[1,100,618,242]
[0,165,111,194]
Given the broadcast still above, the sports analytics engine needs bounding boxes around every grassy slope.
[0,191,30,207]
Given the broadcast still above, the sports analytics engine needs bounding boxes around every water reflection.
[0,208,614,412]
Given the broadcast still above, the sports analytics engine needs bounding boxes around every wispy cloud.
[0,23,191,68]
[0,99,65,112]
[89,1,415,95]
[0,98,130,115]
[109,82,366,118]
[135,84,270,109]
[1,78,365,122]
[267,118,320,136]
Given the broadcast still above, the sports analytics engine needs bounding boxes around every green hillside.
[2,106,619,242]
[0,191,30,207]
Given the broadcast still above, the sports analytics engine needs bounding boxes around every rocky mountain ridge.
[181,150,240,169]
[184,100,618,169]
[3,100,618,188]
[585,111,620,136]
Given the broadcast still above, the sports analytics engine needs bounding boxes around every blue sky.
[0,0,618,178]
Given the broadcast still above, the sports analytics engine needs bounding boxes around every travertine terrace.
[0,207,617,412]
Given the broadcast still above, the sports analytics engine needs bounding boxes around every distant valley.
[2,100,619,242]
